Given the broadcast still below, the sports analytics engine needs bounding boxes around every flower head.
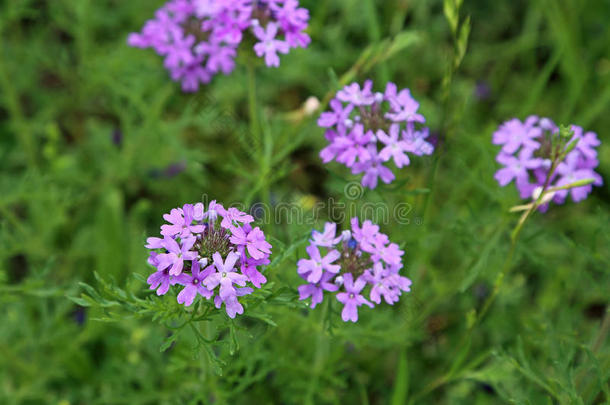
[145,200,272,318]
[319,81,434,189]
[296,219,411,322]
[493,117,603,207]
[129,0,310,91]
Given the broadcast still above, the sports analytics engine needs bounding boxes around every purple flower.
[366,263,412,305]
[161,204,205,238]
[195,0,223,18]
[374,242,404,267]
[156,236,197,276]
[297,219,412,322]
[201,41,237,74]
[230,226,272,260]
[350,218,379,251]
[145,237,164,249]
[203,200,225,223]
[337,80,375,106]
[145,199,272,317]
[193,202,205,221]
[333,125,373,167]
[319,81,434,189]
[204,252,248,302]
[403,126,434,156]
[213,287,253,318]
[336,274,374,322]
[553,151,603,203]
[492,117,541,154]
[492,116,603,207]
[175,259,214,306]
[171,60,212,92]
[146,253,173,296]
[352,147,395,189]
[220,207,254,229]
[570,125,600,160]
[163,32,195,68]
[311,222,341,247]
[297,245,341,283]
[129,0,310,91]
[495,149,543,198]
[318,99,353,129]
[253,23,290,67]
[241,256,268,288]
[298,272,338,308]
[385,88,425,123]
[377,125,410,168]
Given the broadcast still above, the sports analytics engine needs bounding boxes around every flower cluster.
[319,81,434,189]
[145,201,272,318]
[493,116,602,205]
[128,0,310,91]
[297,219,411,322]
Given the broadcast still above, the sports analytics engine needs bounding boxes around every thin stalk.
[246,63,262,155]
[305,300,330,405]
[412,154,564,401]
[246,62,274,231]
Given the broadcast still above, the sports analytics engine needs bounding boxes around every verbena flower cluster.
[493,116,602,205]
[128,0,310,91]
[145,201,272,318]
[297,219,412,322]
[319,81,434,189]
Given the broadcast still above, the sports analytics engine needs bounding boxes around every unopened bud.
[303,96,320,116]
[532,186,555,204]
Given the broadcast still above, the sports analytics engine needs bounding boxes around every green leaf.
[390,347,409,405]
[443,0,458,34]
[66,295,92,307]
[455,16,470,68]
[246,312,277,327]
[268,230,310,268]
[160,333,179,353]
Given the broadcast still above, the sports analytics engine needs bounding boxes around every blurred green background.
[0,0,609,404]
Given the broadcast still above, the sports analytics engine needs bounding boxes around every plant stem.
[305,300,330,405]
[247,63,262,153]
[246,61,274,231]
[412,157,563,401]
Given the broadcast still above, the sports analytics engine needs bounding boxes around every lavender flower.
[296,245,341,283]
[493,116,603,207]
[297,218,412,322]
[230,225,272,260]
[129,0,310,91]
[175,259,214,306]
[319,81,434,189]
[336,273,374,322]
[145,200,272,318]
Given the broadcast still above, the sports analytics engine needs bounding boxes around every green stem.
[305,300,330,405]
[246,62,262,155]
[412,156,564,401]
[246,62,274,232]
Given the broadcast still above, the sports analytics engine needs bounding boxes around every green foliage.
[1,0,609,404]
